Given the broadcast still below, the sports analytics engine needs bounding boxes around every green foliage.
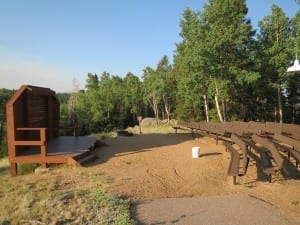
[2,1,300,138]
[174,8,208,120]
[123,72,143,115]
[76,72,145,134]
[93,187,135,225]
[17,163,36,175]
[0,132,7,158]
[57,92,74,135]
[0,134,5,159]
[0,89,14,158]
[56,93,71,104]
[257,4,294,122]
[175,0,260,121]
[142,56,175,122]
[0,88,14,123]
[51,2,300,125]
[0,173,135,225]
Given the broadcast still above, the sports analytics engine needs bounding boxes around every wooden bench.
[265,122,282,135]
[252,135,284,169]
[224,141,240,185]
[281,123,300,140]
[173,121,195,134]
[258,149,276,183]
[252,134,284,182]
[199,122,229,145]
[243,138,275,183]
[273,134,300,168]
[173,125,190,134]
[224,121,248,136]
[186,122,201,137]
[174,121,231,144]
[273,134,300,149]
[231,134,249,175]
[247,121,266,136]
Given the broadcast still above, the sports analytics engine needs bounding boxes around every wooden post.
[40,128,47,168]
[40,128,47,157]
[10,163,17,176]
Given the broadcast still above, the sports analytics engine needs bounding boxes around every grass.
[0,164,135,225]
[0,123,179,224]
[127,122,180,135]
[17,163,38,175]
[0,158,10,176]
[92,131,116,144]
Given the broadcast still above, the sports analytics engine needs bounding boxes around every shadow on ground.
[281,159,300,179]
[246,149,300,183]
[89,133,194,166]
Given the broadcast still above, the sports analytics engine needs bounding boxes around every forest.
[1,0,300,157]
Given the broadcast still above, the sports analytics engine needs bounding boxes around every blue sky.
[0,0,299,92]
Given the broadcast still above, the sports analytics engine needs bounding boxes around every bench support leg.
[244,157,250,174]
[191,129,195,138]
[268,174,272,183]
[233,176,237,185]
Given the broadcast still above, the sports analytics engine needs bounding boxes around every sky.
[0,0,299,92]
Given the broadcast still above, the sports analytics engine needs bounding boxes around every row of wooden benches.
[174,121,300,141]
[225,134,288,184]
[174,121,300,184]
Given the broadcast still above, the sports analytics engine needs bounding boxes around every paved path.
[134,195,296,225]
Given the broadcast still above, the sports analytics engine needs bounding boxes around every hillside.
[0,125,299,224]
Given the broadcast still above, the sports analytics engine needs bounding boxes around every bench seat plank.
[224,142,240,184]
[273,134,300,150]
[244,137,275,182]
[231,134,249,175]
[252,134,284,170]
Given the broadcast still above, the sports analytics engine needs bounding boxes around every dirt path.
[90,132,300,224]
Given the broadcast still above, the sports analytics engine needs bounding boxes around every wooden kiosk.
[6,85,98,176]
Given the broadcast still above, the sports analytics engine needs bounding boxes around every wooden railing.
[15,128,47,157]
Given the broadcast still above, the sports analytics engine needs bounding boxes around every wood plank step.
[72,150,91,161]
[77,154,98,165]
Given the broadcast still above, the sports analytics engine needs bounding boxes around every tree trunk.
[277,86,283,123]
[214,78,223,122]
[203,95,209,122]
[163,95,170,124]
[164,103,170,124]
[292,104,295,124]
[149,93,160,125]
[215,95,223,122]
[222,99,226,122]
[161,107,165,120]
[153,102,159,124]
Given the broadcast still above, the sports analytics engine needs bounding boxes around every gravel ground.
[133,195,295,225]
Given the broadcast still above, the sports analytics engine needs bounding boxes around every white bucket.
[192,146,200,158]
